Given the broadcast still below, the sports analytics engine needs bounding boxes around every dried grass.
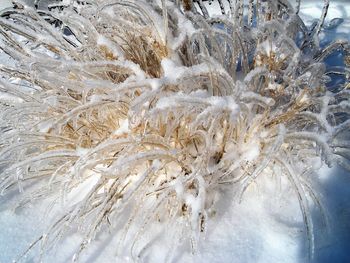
[0,0,349,262]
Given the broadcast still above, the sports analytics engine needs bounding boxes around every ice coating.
[0,1,349,263]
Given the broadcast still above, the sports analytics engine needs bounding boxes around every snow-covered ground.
[0,0,12,10]
[0,1,350,263]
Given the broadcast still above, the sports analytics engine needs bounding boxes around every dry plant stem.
[295,0,301,14]
[196,0,209,18]
[183,0,193,11]
[217,0,225,15]
[248,0,254,26]
[315,0,330,36]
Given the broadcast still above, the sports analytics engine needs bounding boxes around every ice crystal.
[0,0,349,262]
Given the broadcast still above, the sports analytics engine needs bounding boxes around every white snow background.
[0,1,350,263]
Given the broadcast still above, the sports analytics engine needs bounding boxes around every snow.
[161,58,187,81]
[299,0,350,47]
[155,92,239,120]
[0,92,24,104]
[97,35,124,59]
[167,4,196,49]
[0,1,350,263]
[0,0,12,10]
[113,119,129,136]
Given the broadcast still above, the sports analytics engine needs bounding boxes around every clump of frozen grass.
[0,0,349,261]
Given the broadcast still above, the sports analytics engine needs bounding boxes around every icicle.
[161,0,168,47]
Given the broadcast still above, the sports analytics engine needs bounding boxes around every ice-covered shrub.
[0,0,349,261]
